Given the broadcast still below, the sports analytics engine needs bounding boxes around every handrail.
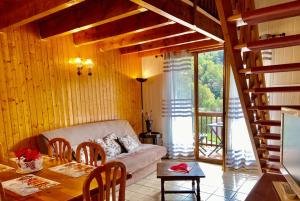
[198,111,223,117]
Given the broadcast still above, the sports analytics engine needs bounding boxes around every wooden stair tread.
[262,163,281,173]
[264,145,280,152]
[248,105,300,111]
[252,120,281,126]
[228,1,300,26]
[235,34,300,51]
[261,155,280,162]
[258,146,280,152]
[255,133,280,140]
[244,86,300,94]
[216,0,287,174]
[239,63,300,74]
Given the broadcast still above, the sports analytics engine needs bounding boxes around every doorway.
[194,50,225,164]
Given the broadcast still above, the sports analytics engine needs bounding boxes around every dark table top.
[157,162,205,180]
[139,132,161,138]
[245,173,286,201]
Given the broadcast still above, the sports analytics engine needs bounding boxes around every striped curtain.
[226,69,257,169]
[161,52,194,159]
[261,49,272,65]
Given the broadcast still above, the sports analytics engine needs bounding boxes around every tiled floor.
[199,146,223,161]
[125,161,260,201]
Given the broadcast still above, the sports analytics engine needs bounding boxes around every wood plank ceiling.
[0,0,224,56]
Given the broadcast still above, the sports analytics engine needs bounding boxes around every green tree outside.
[198,50,224,112]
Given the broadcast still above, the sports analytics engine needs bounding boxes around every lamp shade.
[136,78,148,83]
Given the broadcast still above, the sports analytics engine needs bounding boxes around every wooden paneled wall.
[0,24,142,157]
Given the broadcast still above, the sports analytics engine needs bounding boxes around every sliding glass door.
[161,50,225,163]
[196,50,225,163]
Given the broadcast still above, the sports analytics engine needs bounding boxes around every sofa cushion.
[93,138,106,149]
[118,135,140,152]
[115,138,128,153]
[109,144,167,174]
[39,120,139,151]
[93,137,127,154]
[103,133,122,158]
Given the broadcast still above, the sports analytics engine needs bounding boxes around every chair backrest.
[83,161,126,201]
[48,138,72,162]
[76,142,106,166]
[0,181,5,201]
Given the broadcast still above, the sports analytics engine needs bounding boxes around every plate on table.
[16,167,43,174]
[0,164,14,173]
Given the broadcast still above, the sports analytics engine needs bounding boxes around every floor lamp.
[136,78,148,132]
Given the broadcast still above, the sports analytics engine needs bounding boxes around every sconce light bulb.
[74,57,82,66]
[84,59,94,68]
[70,57,93,76]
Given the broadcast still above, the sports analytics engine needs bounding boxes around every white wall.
[141,56,164,133]
[255,0,300,133]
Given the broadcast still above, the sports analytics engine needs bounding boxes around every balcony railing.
[198,112,224,159]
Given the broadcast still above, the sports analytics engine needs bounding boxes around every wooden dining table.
[0,157,129,201]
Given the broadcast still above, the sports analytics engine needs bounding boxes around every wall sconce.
[84,59,94,76]
[69,57,94,76]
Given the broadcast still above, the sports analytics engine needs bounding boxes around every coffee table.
[157,162,205,201]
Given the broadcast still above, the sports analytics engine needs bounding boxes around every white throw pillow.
[102,133,122,158]
[118,135,140,152]
[93,138,107,150]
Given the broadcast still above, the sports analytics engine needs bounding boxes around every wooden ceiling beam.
[95,24,194,51]
[136,40,222,57]
[73,11,171,45]
[120,32,209,54]
[189,45,224,53]
[0,0,85,29]
[130,0,224,42]
[39,0,145,39]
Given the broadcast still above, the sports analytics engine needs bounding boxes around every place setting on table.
[0,147,99,201]
[48,162,95,178]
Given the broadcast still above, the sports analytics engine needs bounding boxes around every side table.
[139,131,162,145]
[157,162,205,201]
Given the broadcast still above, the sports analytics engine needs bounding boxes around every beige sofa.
[38,120,167,185]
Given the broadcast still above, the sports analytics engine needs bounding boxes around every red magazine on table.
[168,163,193,174]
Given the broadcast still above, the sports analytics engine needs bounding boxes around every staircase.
[215,0,300,173]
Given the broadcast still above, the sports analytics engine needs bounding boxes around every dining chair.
[48,138,72,162]
[0,181,5,201]
[82,161,126,201]
[76,142,106,167]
